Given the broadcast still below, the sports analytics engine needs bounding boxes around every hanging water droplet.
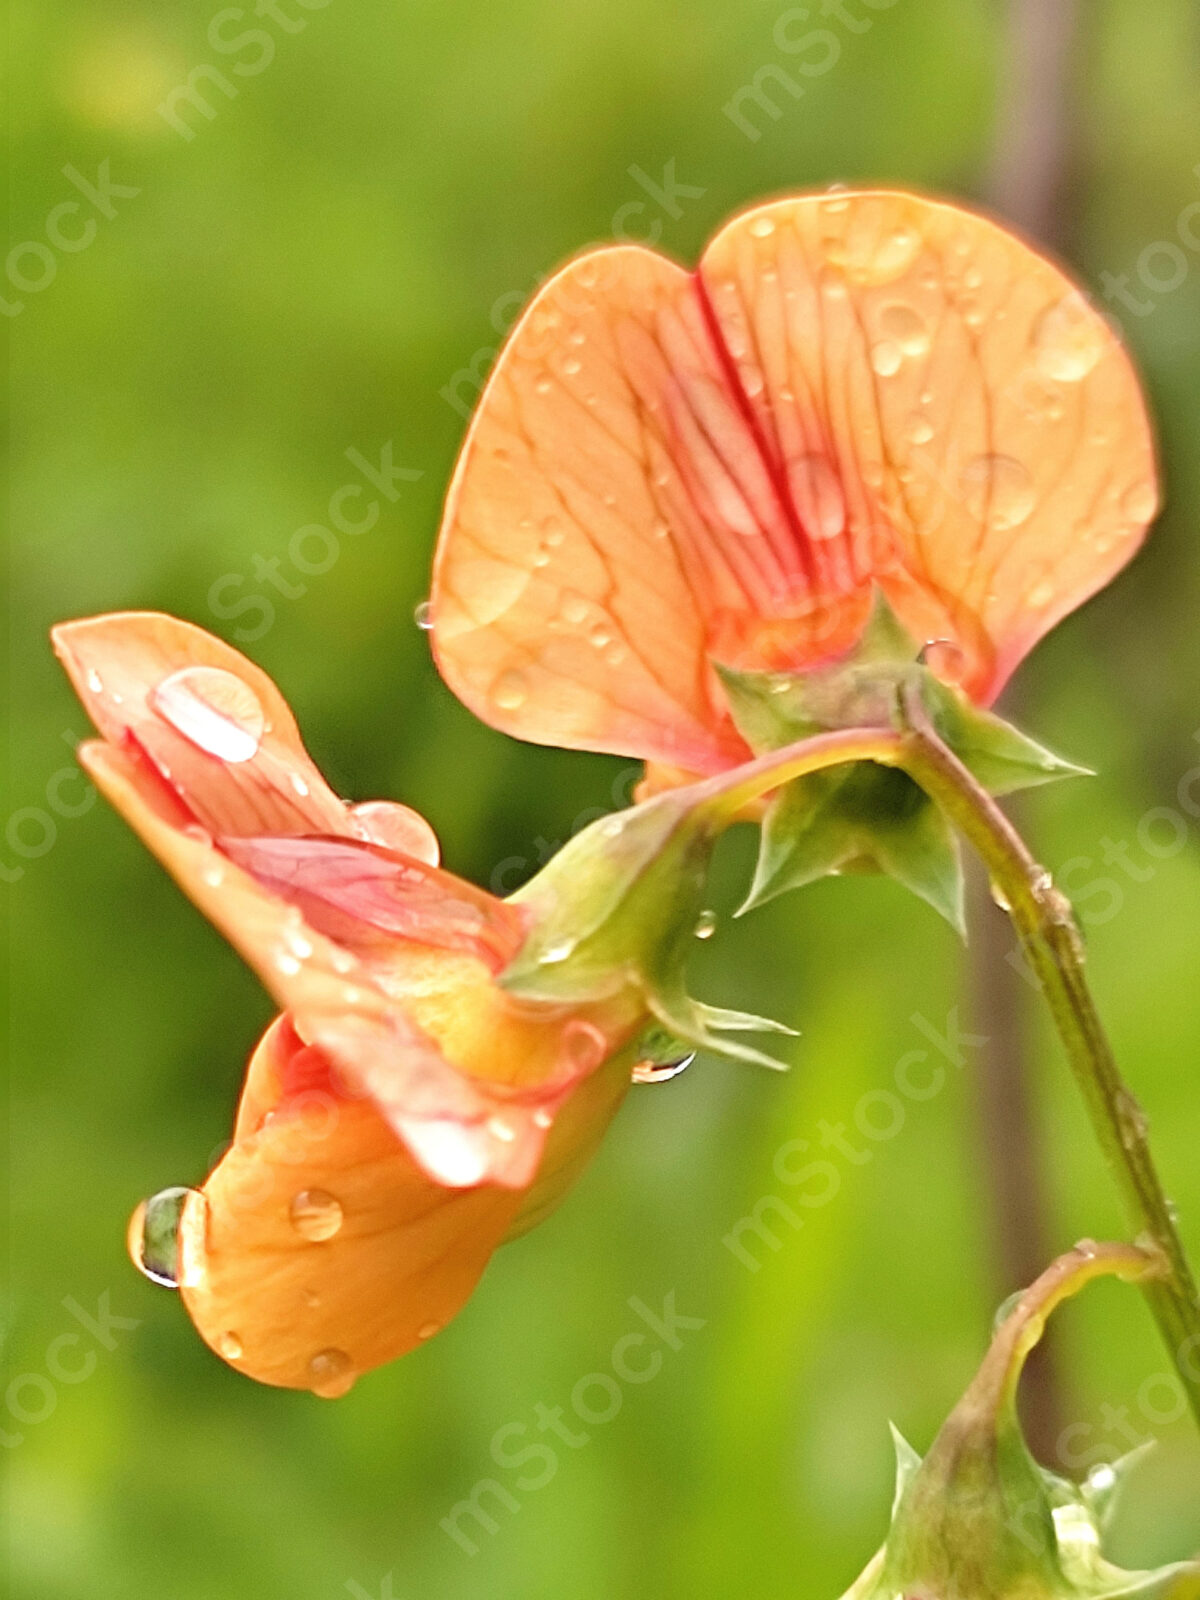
[1032,293,1106,382]
[991,1287,1026,1332]
[989,879,1012,913]
[413,600,434,630]
[150,666,266,763]
[289,1188,344,1241]
[128,1186,207,1289]
[491,669,528,712]
[959,453,1035,531]
[308,1346,355,1398]
[218,1331,244,1360]
[632,1053,695,1084]
[693,909,717,940]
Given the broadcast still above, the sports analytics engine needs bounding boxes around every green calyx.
[841,1243,1199,1600]
[500,785,796,1070]
[719,593,1087,934]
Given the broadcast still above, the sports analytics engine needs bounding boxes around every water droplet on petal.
[788,454,846,540]
[413,600,434,630]
[1028,579,1055,608]
[86,669,103,693]
[907,415,935,445]
[1121,482,1157,523]
[418,1321,440,1341]
[693,909,717,940]
[289,1188,344,1241]
[275,951,302,976]
[561,1019,607,1073]
[290,772,310,798]
[202,862,225,888]
[150,667,266,763]
[870,340,903,377]
[877,302,929,356]
[541,936,575,965]
[959,453,1036,531]
[1032,293,1106,382]
[562,357,582,376]
[920,638,967,686]
[309,1347,355,1398]
[491,669,528,712]
[534,376,552,395]
[402,1119,488,1186]
[748,215,776,238]
[128,1186,207,1289]
[567,327,586,347]
[218,1331,243,1360]
[487,1114,517,1143]
[532,1108,553,1130]
[632,1053,696,1084]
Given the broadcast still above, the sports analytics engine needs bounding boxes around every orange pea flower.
[54,613,643,1394]
[431,189,1157,792]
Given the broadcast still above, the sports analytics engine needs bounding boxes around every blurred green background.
[6,0,1200,1595]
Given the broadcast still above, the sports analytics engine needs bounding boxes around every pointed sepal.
[499,786,794,1069]
[717,591,1085,927]
[838,1242,1200,1600]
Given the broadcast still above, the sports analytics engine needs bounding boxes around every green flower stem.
[894,685,1200,1430]
[702,710,1200,1427]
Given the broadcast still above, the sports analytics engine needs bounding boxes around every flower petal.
[697,192,1155,702]
[80,738,595,1189]
[53,612,353,837]
[218,833,525,974]
[433,190,1155,756]
[431,246,755,773]
[181,1018,526,1392]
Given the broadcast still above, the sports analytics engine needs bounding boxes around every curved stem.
[679,712,1200,1422]
[894,686,1200,1428]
